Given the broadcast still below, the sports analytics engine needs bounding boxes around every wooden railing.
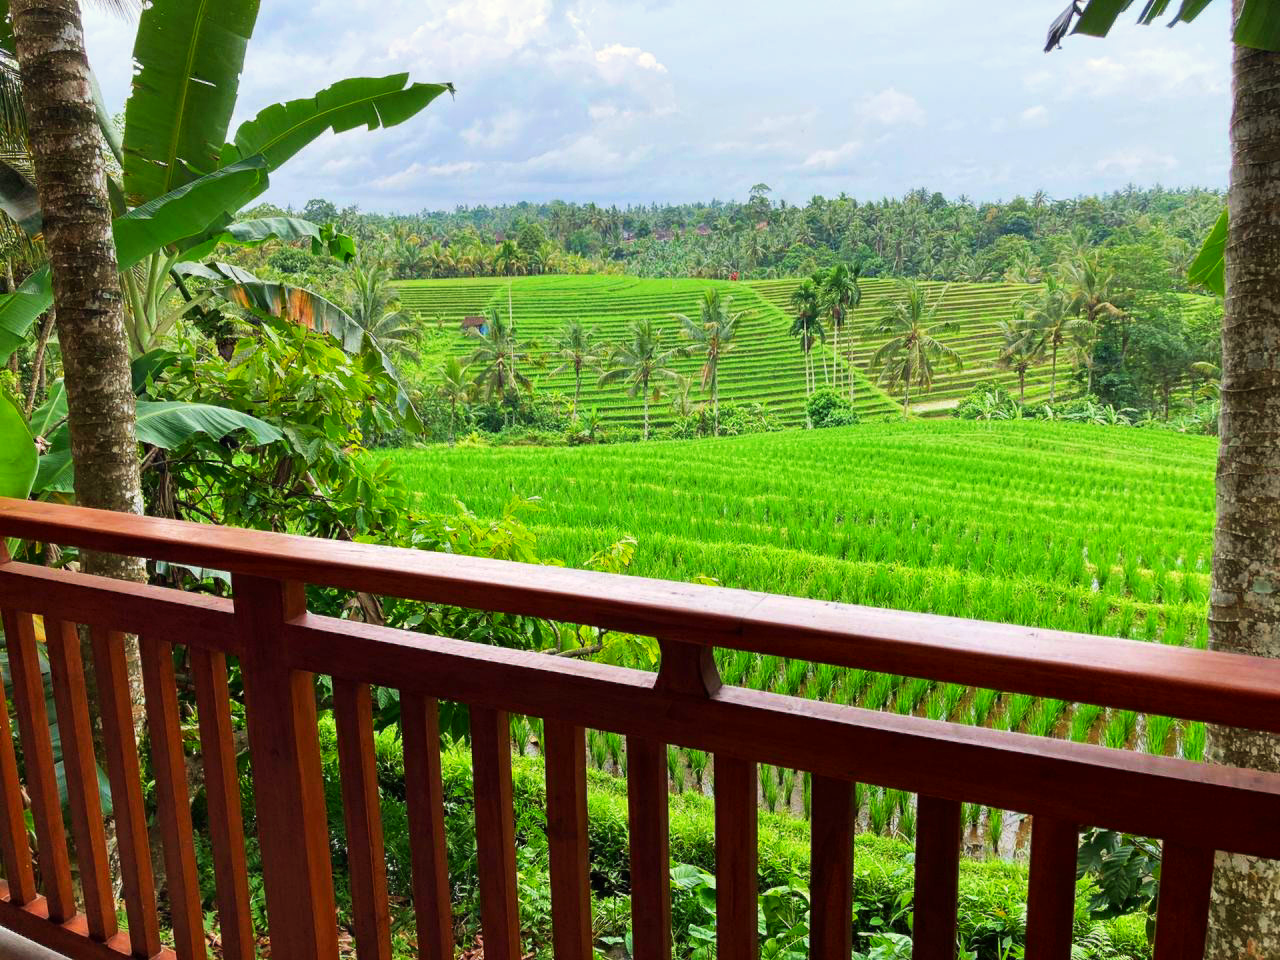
[0,497,1277,960]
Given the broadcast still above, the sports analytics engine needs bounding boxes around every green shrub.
[806,387,859,428]
[955,380,1019,420]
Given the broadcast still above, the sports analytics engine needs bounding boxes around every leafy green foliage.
[806,387,859,428]
[0,390,35,499]
[1077,828,1160,939]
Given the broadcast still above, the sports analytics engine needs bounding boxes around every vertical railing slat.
[913,795,962,959]
[45,619,114,941]
[3,609,74,922]
[89,625,162,958]
[626,736,671,960]
[470,706,521,960]
[808,775,854,960]
[190,647,255,960]
[1152,842,1215,960]
[235,574,339,960]
[544,720,592,960]
[0,630,34,905]
[139,634,207,960]
[333,678,393,960]
[401,693,453,960]
[715,755,758,960]
[1026,816,1078,960]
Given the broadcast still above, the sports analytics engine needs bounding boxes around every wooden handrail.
[0,497,1276,734]
[0,498,1264,960]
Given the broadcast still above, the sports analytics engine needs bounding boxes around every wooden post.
[235,574,339,960]
[912,795,962,959]
[627,736,671,960]
[809,776,854,960]
[544,720,592,960]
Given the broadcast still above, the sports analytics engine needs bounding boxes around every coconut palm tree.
[675,287,741,436]
[347,258,417,357]
[470,306,532,426]
[822,262,862,400]
[1021,275,1090,404]
[870,280,963,415]
[597,318,685,440]
[548,317,607,419]
[493,237,524,277]
[995,310,1045,401]
[438,355,470,445]
[789,279,824,395]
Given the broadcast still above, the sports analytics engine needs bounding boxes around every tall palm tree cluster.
[789,264,863,399]
[996,252,1119,405]
[441,288,743,442]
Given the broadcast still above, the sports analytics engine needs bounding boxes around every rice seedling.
[897,800,916,840]
[588,729,609,771]
[1070,704,1103,744]
[1182,722,1206,762]
[868,789,891,836]
[686,748,709,789]
[964,802,982,831]
[802,772,812,819]
[510,715,530,754]
[987,808,1003,855]
[780,769,796,812]
[1143,715,1174,756]
[970,689,1000,727]
[762,768,780,812]
[606,732,625,772]
[667,746,683,793]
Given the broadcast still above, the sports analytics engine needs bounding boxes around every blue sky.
[83,1,1232,212]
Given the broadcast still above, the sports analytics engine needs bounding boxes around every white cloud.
[801,141,862,171]
[1079,49,1226,99]
[1096,150,1178,175]
[857,88,925,126]
[591,43,668,85]
[372,160,479,190]
[461,111,525,149]
[1020,105,1048,127]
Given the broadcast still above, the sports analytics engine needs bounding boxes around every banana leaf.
[219,74,454,173]
[122,0,261,204]
[179,216,354,263]
[35,399,283,496]
[1188,208,1227,297]
[1068,0,1280,51]
[0,393,35,499]
[0,157,270,362]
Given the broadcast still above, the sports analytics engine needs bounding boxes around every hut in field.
[461,315,489,336]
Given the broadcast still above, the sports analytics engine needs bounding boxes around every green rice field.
[387,419,1215,846]
[395,275,1042,427]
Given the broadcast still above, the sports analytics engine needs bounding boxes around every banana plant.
[0,391,34,500]
[0,0,451,367]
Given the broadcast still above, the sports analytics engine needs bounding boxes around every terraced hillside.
[396,275,899,428]
[750,278,1043,415]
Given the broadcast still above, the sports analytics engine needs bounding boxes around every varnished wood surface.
[287,614,1280,859]
[44,620,114,941]
[189,649,254,960]
[1,498,1277,735]
[912,795,962,959]
[2,609,74,923]
[0,883,177,960]
[88,627,162,958]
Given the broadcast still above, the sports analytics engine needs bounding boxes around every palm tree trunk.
[832,323,840,391]
[1205,7,1280,952]
[1050,344,1059,404]
[902,379,910,416]
[573,364,582,420]
[1019,369,1026,402]
[11,0,147,737]
[712,365,719,437]
[24,308,55,417]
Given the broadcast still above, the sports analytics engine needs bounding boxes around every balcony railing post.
[234,573,339,960]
